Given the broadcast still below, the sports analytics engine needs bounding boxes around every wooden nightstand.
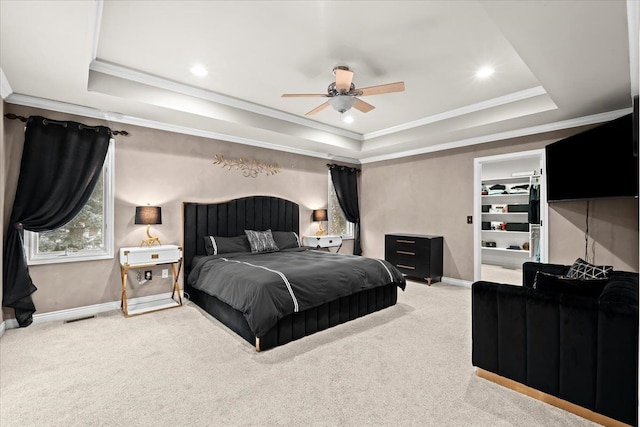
[302,235,343,252]
[119,244,183,316]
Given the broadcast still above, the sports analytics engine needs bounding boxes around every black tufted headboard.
[182,196,300,275]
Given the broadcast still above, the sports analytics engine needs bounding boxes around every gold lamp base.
[140,225,162,247]
[315,222,328,236]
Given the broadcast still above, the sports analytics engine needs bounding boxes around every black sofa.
[472,261,639,426]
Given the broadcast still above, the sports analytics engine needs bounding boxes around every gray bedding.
[187,248,406,337]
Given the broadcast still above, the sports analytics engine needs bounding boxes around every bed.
[183,196,406,351]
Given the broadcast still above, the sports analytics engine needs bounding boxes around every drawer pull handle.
[397,250,415,256]
[396,264,416,270]
[396,239,415,244]
[151,254,159,259]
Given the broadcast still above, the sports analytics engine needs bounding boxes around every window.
[328,172,354,238]
[25,141,115,264]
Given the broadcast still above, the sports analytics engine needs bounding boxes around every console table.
[302,235,343,252]
[119,244,183,316]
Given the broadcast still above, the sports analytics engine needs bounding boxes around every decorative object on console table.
[312,209,328,236]
[302,234,343,252]
[119,244,183,317]
[385,234,443,285]
[135,205,162,247]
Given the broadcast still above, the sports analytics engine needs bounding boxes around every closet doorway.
[473,149,548,285]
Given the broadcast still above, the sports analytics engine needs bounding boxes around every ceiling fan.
[282,66,405,117]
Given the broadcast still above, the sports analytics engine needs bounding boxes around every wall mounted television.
[545,112,638,202]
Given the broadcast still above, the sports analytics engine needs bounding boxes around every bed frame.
[183,196,398,351]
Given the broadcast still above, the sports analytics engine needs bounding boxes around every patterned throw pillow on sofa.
[566,258,613,280]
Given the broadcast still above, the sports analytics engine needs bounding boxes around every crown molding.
[359,108,631,164]
[364,86,550,140]
[91,0,104,62]
[89,59,363,141]
[88,59,554,144]
[4,93,361,164]
[0,68,13,100]
[5,92,630,167]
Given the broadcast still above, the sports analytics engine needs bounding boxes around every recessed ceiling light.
[190,64,208,77]
[476,66,495,79]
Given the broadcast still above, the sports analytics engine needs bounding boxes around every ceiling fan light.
[342,113,354,124]
[328,95,356,113]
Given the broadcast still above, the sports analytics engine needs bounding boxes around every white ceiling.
[1,1,637,163]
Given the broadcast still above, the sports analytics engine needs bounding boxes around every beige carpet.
[0,280,595,426]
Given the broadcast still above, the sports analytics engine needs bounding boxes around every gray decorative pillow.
[271,231,300,250]
[244,229,280,253]
[566,258,613,280]
[203,235,251,256]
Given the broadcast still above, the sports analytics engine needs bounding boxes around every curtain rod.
[4,113,130,136]
[327,163,361,172]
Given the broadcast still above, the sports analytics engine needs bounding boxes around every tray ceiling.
[0,1,636,163]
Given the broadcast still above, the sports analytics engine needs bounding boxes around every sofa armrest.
[522,262,570,288]
[472,281,528,383]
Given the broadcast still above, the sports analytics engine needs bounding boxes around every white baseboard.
[2,291,184,330]
[441,276,473,288]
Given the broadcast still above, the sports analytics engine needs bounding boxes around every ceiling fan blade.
[335,68,354,92]
[305,102,330,116]
[353,98,375,113]
[355,81,405,97]
[281,94,327,98]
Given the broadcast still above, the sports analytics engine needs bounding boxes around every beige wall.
[3,104,639,319]
[549,198,638,268]
[361,129,639,280]
[2,104,354,319]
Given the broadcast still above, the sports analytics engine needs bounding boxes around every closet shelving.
[474,150,546,285]
[481,174,540,262]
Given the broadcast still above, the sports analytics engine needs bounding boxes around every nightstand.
[302,235,343,252]
[119,244,183,316]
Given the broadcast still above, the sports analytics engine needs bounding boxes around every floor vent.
[64,315,96,324]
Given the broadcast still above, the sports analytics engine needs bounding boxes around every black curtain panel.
[3,116,112,327]
[329,164,362,255]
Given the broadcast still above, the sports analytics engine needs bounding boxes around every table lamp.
[135,205,162,247]
[313,209,328,236]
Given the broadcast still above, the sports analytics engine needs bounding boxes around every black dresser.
[385,234,443,285]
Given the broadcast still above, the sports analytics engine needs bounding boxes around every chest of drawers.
[385,234,443,285]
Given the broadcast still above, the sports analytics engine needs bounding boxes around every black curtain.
[329,164,362,255]
[3,116,112,327]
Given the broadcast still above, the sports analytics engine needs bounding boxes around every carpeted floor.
[0,280,595,426]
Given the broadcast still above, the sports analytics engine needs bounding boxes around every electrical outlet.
[144,270,152,280]
[162,269,169,279]
[467,216,473,224]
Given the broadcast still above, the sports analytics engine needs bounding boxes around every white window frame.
[25,140,115,265]
[328,172,354,239]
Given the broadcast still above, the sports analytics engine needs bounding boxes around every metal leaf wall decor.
[213,154,280,178]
